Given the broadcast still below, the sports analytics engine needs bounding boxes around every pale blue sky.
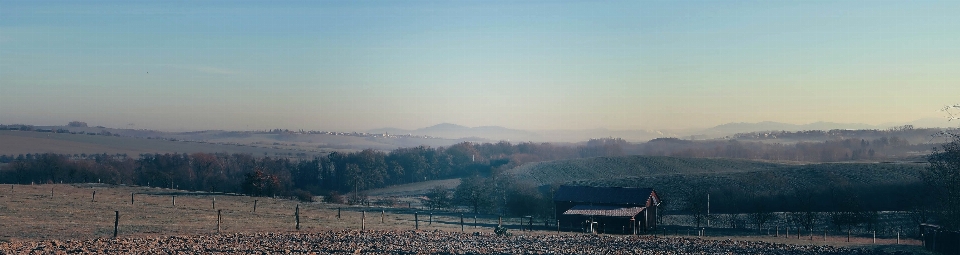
[2,0,959,131]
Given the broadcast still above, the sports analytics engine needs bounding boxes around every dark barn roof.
[553,186,655,205]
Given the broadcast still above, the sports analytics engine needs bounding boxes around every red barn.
[554,186,661,234]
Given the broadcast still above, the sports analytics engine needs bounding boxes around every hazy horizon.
[3,1,960,132]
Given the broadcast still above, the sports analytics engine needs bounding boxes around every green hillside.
[507,155,927,213]
[507,155,786,186]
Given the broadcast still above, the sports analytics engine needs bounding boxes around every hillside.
[507,156,927,213]
[507,156,786,186]
[0,130,319,157]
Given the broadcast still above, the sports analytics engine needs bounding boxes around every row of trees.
[421,175,555,219]
[0,141,624,200]
[924,132,960,230]
[680,184,922,232]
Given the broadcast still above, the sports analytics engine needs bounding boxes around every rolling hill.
[0,130,319,157]
[506,155,927,213]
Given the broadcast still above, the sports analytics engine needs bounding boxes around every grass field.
[0,183,513,243]
[365,178,461,197]
[0,184,930,254]
[507,156,786,186]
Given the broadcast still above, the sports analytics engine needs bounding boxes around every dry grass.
[365,178,461,197]
[0,184,498,242]
[0,184,929,254]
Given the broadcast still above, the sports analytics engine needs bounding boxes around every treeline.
[0,141,625,199]
[419,175,556,219]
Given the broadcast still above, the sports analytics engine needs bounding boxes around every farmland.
[0,183,491,242]
[507,156,788,186]
[0,184,924,254]
[0,126,485,157]
[0,130,317,158]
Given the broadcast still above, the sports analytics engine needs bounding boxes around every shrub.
[291,189,314,202]
[323,191,345,204]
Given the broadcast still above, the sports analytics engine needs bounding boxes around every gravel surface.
[0,229,900,255]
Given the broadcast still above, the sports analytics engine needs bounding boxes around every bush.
[291,189,314,202]
[323,191,345,204]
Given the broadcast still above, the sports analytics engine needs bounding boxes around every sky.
[2,0,960,132]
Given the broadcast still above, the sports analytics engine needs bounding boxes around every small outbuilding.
[554,186,661,234]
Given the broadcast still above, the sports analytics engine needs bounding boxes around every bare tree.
[925,131,960,229]
[681,188,709,228]
[748,198,776,233]
[424,185,452,211]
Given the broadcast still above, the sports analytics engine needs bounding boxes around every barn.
[554,186,661,234]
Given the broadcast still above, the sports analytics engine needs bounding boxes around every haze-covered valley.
[2,117,953,163]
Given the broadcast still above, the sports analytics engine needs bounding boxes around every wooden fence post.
[92,190,96,202]
[51,186,54,197]
[474,216,477,229]
[361,211,365,230]
[460,214,464,232]
[381,210,384,223]
[113,211,119,238]
[212,197,216,210]
[130,193,134,205]
[296,204,301,230]
[172,196,176,207]
[254,200,258,213]
[217,209,222,233]
[337,207,341,219]
[429,213,433,225]
[415,212,419,230]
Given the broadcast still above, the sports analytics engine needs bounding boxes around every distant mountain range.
[369,118,957,143]
[703,118,955,136]
[8,117,955,152]
[368,123,543,142]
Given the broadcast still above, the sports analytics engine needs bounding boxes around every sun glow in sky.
[2,0,959,131]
